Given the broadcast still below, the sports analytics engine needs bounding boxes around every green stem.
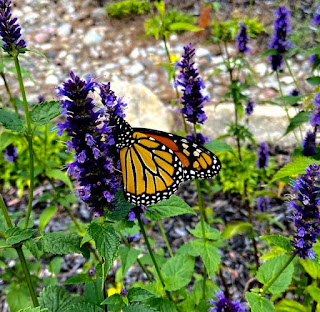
[1,71,18,114]
[157,220,174,258]
[284,57,302,95]
[0,194,13,227]
[65,207,84,234]
[137,214,179,309]
[261,254,296,295]
[13,54,34,229]
[119,232,153,282]
[15,244,39,306]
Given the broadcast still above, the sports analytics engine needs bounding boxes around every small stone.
[255,63,268,76]
[34,32,50,43]
[57,23,72,37]
[91,7,107,20]
[45,74,59,85]
[118,57,130,65]
[280,76,293,85]
[83,27,106,46]
[123,63,144,77]
[196,47,210,58]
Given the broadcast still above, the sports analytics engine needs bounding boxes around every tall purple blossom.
[310,93,320,129]
[176,43,209,125]
[186,131,209,146]
[302,130,316,157]
[311,4,320,27]
[0,0,26,53]
[290,164,320,259]
[57,72,125,215]
[209,291,246,312]
[268,6,292,71]
[256,142,269,169]
[4,144,17,163]
[236,23,250,53]
[245,99,254,115]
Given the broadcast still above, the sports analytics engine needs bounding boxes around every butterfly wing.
[133,128,221,181]
[119,131,184,206]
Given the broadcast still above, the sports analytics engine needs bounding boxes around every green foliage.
[246,292,275,312]
[106,0,151,18]
[5,227,37,245]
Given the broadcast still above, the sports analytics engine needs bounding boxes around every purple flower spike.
[236,23,250,54]
[256,142,269,169]
[290,164,320,259]
[268,6,293,71]
[209,291,246,312]
[0,0,26,53]
[176,43,208,125]
[186,131,209,146]
[311,4,320,27]
[302,131,316,157]
[4,144,17,163]
[245,99,254,115]
[57,72,124,215]
[310,93,320,129]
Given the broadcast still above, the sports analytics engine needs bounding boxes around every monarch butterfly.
[114,115,221,206]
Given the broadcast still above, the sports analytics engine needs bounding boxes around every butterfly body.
[114,116,221,206]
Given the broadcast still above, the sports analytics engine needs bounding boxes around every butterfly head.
[113,115,134,149]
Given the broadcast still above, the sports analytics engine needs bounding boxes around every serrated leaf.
[169,22,200,32]
[306,285,320,303]
[84,278,103,305]
[46,169,73,191]
[30,101,60,127]
[257,255,294,294]
[40,232,84,255]
[260,235,293,252]
[307,76,320,85]
[0,109,25,133]
[7,288,32,312]
[175,242,197,257]
[191,240,220,278]
[275,95,302,105]
[108,190,134,221]
[161,255,195,291]
[39,285,83,312]
[49,257,62,274]
[147,298,176,312]
[18,307,48,312]
[87,222,120,273]
[246,292,275,312]
[283,111,310,136]
[63,273,93,285]
[127,287,156,302]
[64,303,97,312]
[123,304,157,312]
[205,140,238,159]
[300,258,320,279]
[119,246,140,276]
[188,222,220,240]
[0,131,20,150]
[144,195,195,220]
[221,221,252,239]
[271,158,320,182]
[275,298,307,312]
[39,205,58,232]
[100,294,123,310]
[5,227,37,245]
[23,238,40,260]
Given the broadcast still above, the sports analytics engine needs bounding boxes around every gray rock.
[91,7,107,20]
[57,23,72,37]
[34,32,50,43]
[255,63,268,76]
[83,27,107,45]
[45,74,59,85]
[123,63,144,77]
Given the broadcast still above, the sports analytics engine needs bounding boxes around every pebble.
[34,32,50,43]
[118,57,130,65]
[45,74,59,85]
[196,47,211,58]
[83,29,103,45]
[57,23,72,37]
[123,63,144,77]
[255,63,268,76]
[280,76,294,85]
[91,7,106,20]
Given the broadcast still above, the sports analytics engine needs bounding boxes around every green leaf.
[260,235,293,252]
[65,303,98,312]
[168,22,200,32]
[283,111,310,136]
[0,131,20,150]
[188,222,220,240]
[5,227,37,245]
[260,48,278,57]
[271,158,320,182]
[144,195,195,220]
[221,221,252,239]
[275,299,307,312]
[147,298,176,312]
[46,169,73,191]
[30,101,60,127]
[246,292,275,312]
[0,109,25,133]
[175,242,197,257]
[108,190,134,221]
[84,278,103,305]
[191,240,220,277]
[39,285,82,312]
[119,246,140,276]
[306,285,320,303]
[18,307,48,312]
[39,205,58,232]
[87,222,120,273]
[300,258,320,279]
[205,140,238,159]
[27,48,49,62]
[123,304,156,312]
[7,288,32,312]
[63,273,93,285]
[49,257,62,274]
[23,238,40,260]
[100,294,123,310]
[39,232,84,255]
[306,76,320,85]
[161,255,195,291]
[257,255,294,294]
[127,287,156,302]
[275,95,302,105]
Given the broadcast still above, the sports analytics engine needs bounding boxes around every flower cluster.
[268,6,292,71]
[0,0,26,53]
[289,89,301,97]
[4,144,17,163]
[209,291,246,312]
[311,4,320,27]
[310,93,320,129]
[256,142,269,169]
[245,99,254,115]
[290,164,320,259]
[236,23,250,53]
[302,130,316,157]
[57,72,125,215]
[257,196,270,212]
[176,43,209,125]
[186,131,209,146]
